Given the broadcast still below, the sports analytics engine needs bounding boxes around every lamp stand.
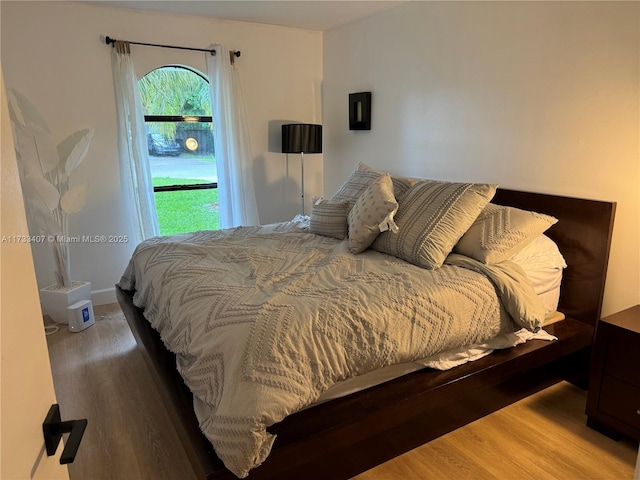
[300,151,305,215]
[282,123,322,216]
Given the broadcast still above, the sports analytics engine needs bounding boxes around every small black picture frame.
[349,92,371,130]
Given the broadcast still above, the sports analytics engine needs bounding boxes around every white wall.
[323,1,639,316]
[1,1,322,303]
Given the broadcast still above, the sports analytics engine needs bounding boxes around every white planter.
[40,281,91,325]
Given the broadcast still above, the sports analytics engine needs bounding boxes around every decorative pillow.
[309,198,350,240]
[347,173,399,254]
[372,181,498,269]
[358,162,421,201]
[330,163,380,206]
[454,204,558,264]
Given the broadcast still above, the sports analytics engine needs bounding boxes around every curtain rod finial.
[105,36,115,45]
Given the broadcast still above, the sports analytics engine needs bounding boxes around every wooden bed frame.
[116,188,616,480]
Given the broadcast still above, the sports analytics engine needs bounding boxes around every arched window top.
[139,65,211,117]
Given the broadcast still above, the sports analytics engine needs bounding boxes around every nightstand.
[586,305,640,441]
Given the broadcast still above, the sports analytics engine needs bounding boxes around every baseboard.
[92,287,117,306]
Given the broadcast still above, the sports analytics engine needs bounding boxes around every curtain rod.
[104,36,241,58]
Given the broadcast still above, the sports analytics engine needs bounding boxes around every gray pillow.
[331,162,421,206]
[454,204,558,264]
[309,199,350,240]
[358,161,421,201]
[372,181,498,269]
[330,163,380,206]
[347,173,398,254]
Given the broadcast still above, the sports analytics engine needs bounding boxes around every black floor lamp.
[282,124,322,215]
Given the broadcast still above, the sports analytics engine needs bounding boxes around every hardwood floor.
[355,384,637,480]
[46,304,196,480]
[46,303,638,480]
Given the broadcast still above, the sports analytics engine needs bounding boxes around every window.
[138,66,219,235]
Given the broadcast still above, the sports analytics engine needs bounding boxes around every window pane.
[139,66,211,117]
[147,121,217,186]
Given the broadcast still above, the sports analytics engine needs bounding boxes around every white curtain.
[206,46,260,228]
[111,41,159,243]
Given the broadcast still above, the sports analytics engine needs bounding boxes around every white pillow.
[510,234,567,271]
[510,234,566,297]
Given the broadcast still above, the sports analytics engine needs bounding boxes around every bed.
[116,171,615,480]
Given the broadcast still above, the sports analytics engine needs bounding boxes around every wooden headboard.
[493,188,616,326]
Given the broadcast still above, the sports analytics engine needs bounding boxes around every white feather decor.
[8,89,94,287]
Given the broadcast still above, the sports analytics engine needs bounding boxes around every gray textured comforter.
[119,218,544,478]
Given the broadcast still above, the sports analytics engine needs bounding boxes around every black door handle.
[43,404,87,464]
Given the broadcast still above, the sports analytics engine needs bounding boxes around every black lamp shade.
[282,124,322,154]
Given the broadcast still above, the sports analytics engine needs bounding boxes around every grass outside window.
[153,177,220,236]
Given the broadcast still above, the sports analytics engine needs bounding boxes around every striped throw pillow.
[357,162,421,201]
[372,181,498,269]
[330,163,380,206]
[309,199,350,240]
